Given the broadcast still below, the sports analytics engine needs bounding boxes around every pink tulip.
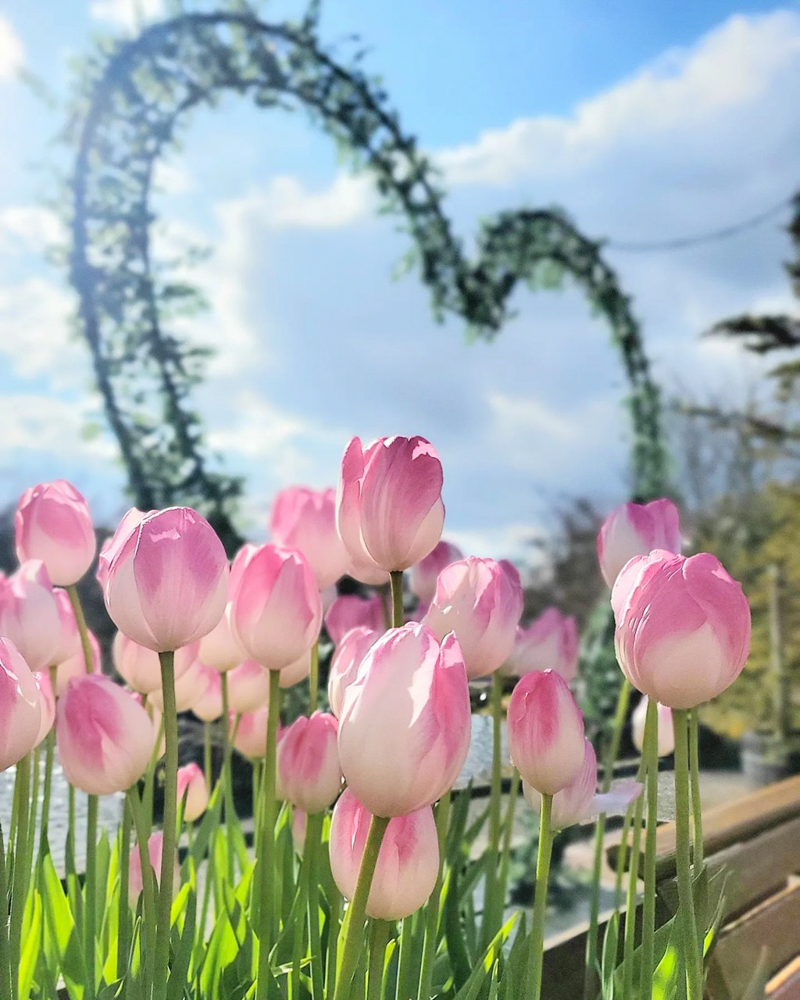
[508,670,585,795]
[232,705,270,759]
[632,698,674,757]
[409,540,463,604]
[113,633,198,695]
[278,712,342,813]
[423,557,523,679]
[57,675,154,794]
[190,665,223,721]
[502,608,579,682]
[129,831,180,903]
[96,508,147,590]
[337,435,445,574]
[104,507,229,652]
[197,607,245,673]
[614,551,750,709]
[0,638,42,771]
[55,629,102,696]
[132,694,165,758]
[523,738,641,830]
[177,763,208,822]
[51,589,82,666]
[33,669,56,748]
[324,593,384,646]
[278,650,312,689]
[229,544,322,671]
[329,789,439,920]
[227,659,271,714]
[338,624,470,816]
[328,626,380,718]
[269,486,349,589]
[597,498,682,588]
[149,659,204,713]
[15,480,96,586]
[0,561,61,671]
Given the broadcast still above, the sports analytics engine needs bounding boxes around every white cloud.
[0,277,83,384]
[0,15,23,79]
[89,0,165,30]
[0,206,63,254]
[253,174,374,230]
[488,391,578,444]
[0,393,116,460]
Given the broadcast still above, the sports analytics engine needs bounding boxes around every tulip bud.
[57,675,154,795]
[329,790,439,920]
[190,665,223,721]
[129,831,180,903]
[508,670,585,795]
[423,557,523,679]
[229,544,321,671]
[336,435,445,574]
[15,480,96,586]
[227,660,271,714]
[33,669,56,748]
[104,507,229,652]
[0,560,61,671]
[278,712,342,813]
[177,763,208,822]
[328,627,380,718]
[338,624,470,816]
[409,540,463,605]
[232,705,270,759]
[614,551,750,709]
[197,607,246,673]
[133,695,165,758]
[55,629,102,696]
[96,508,147,591]
[269,486,349,590]
[502,608,579,682]
[632,698,674,757]
[278,649,311,689]
[0,638,41,771]
[51,589,82,666]
[324,593,384,646]
[597,499,682,588]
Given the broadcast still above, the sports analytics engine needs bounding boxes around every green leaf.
[41,848,87,1000]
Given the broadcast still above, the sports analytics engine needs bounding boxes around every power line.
[607,195,795,253]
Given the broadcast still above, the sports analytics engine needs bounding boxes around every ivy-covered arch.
[68,4,668,550]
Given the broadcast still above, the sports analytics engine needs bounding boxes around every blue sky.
[0,0,798,557]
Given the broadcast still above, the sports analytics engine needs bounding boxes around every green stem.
[379,584,391,631]
[368,920,391,1000]
[252,761,263,840]
[220,673,236,883]
[9,754,31,1000]
[496,771,521,921]
[689,709,703,871]
[128,789,157,997]
[527,793,554,1000]
[308,641,320,714]
[673,709,703,1000]
[153,651,178,1000]
[326,886,342,998]
[118,796,132,980]
[622,780,644,1000]
[39,668,58,852]
[584,678,631,998]
[389,571,404,629]
[640,700,659,998]
[333,814,391,1000]
[306,812,325,1000]
[85,794,98,1000]
[256,669,282,1000]
[417,792,451,1000]
[0,823,11,1000]
[482,674,504,946]
[203,721,212,794]
[24,745,40,883]
[67,585,94,675]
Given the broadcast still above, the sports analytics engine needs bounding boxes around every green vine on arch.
[67,4,669,550]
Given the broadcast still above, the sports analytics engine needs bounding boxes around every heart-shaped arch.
[68,6,668,550]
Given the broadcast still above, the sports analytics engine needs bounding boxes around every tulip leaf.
[19,888,42,1000]
[445,865,473,990]
[40,848,87,1000]
[167,887,196,1000]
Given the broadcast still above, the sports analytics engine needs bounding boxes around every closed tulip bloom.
[338,624,470,816]
[278,712,342,813]
[328,626,380,718]
[324,593,384,646]
[227,659,271,713]
[614,551,750,709]
[15,480,96,587]
[523,738,642,830]
[129,831,180,903]
[330,790,439,920]
[190,665,223,722]
[597,498,682,588]
[508,670,585,795]
[197,607,246,673]
[96,508,147,590]
[337,435,445,574]
[230,544,322,671]
[57,675,154,795]
[132,695,165,758]
[409,540,464,605]
[232,705,270,759]
[632,698,674,757]
[502,608,579,682]
[104,507,229,652]
[0,560,61,671]
[33,669,56,748]
[0,638,42,771]
[423,557,523,679]
[279,649,311,689]
[51,589,82,666]
[113,633,198,694]
[177,763,208,821]
[55,629,102,696]
[269,486,349,589]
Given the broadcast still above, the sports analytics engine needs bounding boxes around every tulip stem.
[128,788,157,996]
[306,811,325,1000]
[689,709,703,871]
[418,791,451,1000]
[220,673,236,883]
[118,796,132,981]
[85,793,98,1000]
[673,708,704,1000]
[9,753,31,1000]
[389,571,404,629]
[527,792,554,1000]
[256,669,282,1000]
[67,584,94,675]
[39,667,58,852]
[153,651,178,1000]
[309,641,319,714]
[481,673,505,946]
[496,770,521,924]
[334,814,391,1000]
[640,699,659,997]
[622,777,644,1000]
[368,920,391,1000]
[0,823,11,1000]
[203,722,212,795]
[584,677,631,998]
